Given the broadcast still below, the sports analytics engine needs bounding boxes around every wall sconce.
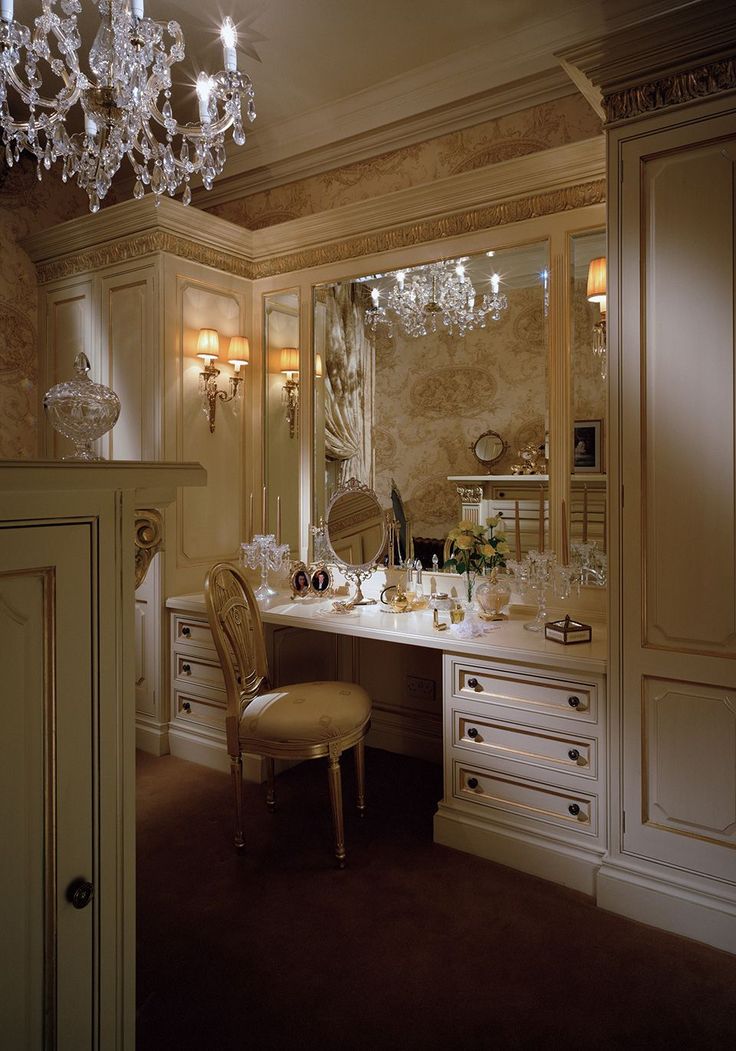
[197,328,249,434]
[586,256,607,381]
[315,353,323,379]
[280,346,300,438]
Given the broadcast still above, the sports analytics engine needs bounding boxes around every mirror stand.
[344,567,377,605]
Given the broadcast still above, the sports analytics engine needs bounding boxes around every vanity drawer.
[173,614,215,652]
[453,710,597,780]
[454,761,598,836]
[451,661,597,724]
[174,653,225,691]
[172,687,226,729]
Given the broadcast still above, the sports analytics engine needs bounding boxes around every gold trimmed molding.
[253,181,605,278]
[134,509,164,589]
[603,59,736,124]
[35,179,605,284]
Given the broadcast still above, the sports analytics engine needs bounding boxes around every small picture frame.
[573,419,602,473]
[311,564,333,594]
[290,563,313,598]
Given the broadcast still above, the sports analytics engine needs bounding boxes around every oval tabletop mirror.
[325,478,386,605]
[471,429,506,473]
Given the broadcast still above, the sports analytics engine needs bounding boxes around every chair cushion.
[240,681,371,745]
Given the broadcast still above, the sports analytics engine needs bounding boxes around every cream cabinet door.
[619,116,736,881]
[0,523,95,1049]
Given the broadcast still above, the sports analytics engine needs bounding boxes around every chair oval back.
[204,564,269,748]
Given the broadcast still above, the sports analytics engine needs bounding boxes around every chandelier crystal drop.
[0,1,255,212]
[364,259,507,338]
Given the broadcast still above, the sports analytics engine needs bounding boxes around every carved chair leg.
[355,737,366,817]
[230,754,245,853]
[265,756,276,812]
[327,750,346,868]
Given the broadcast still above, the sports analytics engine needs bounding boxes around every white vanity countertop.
[167,592,607,676]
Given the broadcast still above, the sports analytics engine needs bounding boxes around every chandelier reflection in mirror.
[363,258,508,338]
[0,0,255,212]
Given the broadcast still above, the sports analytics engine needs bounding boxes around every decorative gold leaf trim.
[603,59,736,123]
[36,180,605,283]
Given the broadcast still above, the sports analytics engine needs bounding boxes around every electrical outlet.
[406,675,435,701]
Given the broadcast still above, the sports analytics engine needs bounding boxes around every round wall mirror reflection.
[471,429,506,473]
[325,479,386,571]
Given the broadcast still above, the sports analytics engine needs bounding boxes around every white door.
[0,523,96,1049]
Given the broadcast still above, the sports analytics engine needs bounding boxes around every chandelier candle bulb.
[248,492,253,540]
[221,18,238,72]
[276,496,282,545]
[1,0,12,22]
[515,500,522,561]
[262,485,267,532]
[583,485,589,542]
[131,0,144,19]
[561,499,569,565]
[538,485,545,553]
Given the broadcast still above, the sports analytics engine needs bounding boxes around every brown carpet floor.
[136,748,736,1051]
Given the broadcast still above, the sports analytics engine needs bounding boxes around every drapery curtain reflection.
[324,283,374,485]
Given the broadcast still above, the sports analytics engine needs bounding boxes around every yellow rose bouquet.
[444,516,510,603]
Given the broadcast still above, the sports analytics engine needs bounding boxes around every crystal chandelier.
[365,259,507,338]
[0,0,255,212]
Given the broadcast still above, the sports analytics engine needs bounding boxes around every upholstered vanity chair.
[204,562,371,867]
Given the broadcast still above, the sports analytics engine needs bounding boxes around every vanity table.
[166,588,607,894]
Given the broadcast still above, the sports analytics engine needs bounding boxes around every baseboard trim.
[135,716,170,757]
[596,858,736,955]
[433,803,602,895]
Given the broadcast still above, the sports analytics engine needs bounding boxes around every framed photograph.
[311,564,333,594]
[573,419,602,473]
[290,564,313,598]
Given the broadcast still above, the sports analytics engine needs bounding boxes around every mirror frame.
[471,429,507,472]
[324,478,387,572]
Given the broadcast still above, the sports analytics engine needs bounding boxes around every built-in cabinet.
[0,461,204,1050]
[25,201,255,762]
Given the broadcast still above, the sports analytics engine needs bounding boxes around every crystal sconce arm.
[197,329,248,434]
[280,347,300,439]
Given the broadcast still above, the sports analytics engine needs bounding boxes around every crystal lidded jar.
[44,352,120,461]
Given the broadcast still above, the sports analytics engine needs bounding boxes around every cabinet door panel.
[0,524,95,1050]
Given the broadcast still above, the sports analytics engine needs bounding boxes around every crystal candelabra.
[508,550,558,632]
[240,534,290,601]
[0,1,255,212]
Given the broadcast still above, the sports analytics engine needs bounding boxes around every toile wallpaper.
[0,161,87,459]
[372,284,547,541]
[207,94,601,230]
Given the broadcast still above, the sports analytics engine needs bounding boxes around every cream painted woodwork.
[435,653,607,895]
[604,100,736,949]
[30,206,253,763]
[0,460,204,1050]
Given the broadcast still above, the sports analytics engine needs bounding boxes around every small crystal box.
[544,614,592,645]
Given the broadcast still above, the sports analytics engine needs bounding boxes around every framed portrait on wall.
[573,420,602,473]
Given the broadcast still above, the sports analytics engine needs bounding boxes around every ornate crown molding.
[603,58,736,123]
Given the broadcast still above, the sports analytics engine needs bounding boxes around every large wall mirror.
[569,228,607,552]
[264,289,300,552]
[313,240,550,561]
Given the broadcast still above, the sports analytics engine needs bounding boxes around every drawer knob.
[467,677,479,690]
[182,663,191,675]
[66,878,94,910]
[181,626,191,637]
[467,727,479,739]
[467,777,479,790]
[182,701,191,713]
[568,748,580,761]
[568,803,581,816]
[567,695,581,709]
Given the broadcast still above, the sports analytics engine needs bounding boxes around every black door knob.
[467,677,479,690]
[567,696,581,709]
[467,777,479,789]
[467,727,479,739]
[568,748,580,761]
[67,879,94,910]
[568,803,581,816]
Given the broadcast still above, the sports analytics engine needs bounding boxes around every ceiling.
[12,0,691,187]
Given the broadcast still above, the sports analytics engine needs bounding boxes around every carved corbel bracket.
[135,509,164,589]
